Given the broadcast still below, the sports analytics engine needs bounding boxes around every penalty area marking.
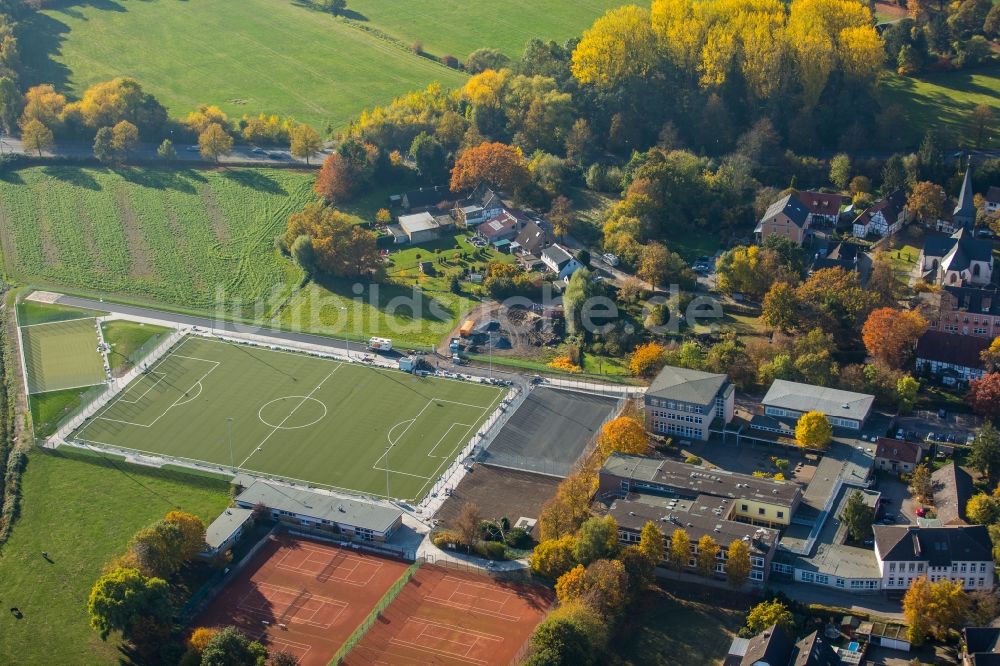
[117,371,167,404]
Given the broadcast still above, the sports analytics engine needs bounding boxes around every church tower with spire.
[953,162,976,232]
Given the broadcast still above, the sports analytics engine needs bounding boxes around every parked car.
[251,147,265,154]
[186,145,199,152]
[895,428,905,440]
[602,253,619,267]
[915,507,926,517]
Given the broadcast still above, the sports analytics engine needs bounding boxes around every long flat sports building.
[71,336,505,501]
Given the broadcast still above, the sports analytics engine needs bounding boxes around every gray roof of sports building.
[646,365,731,405]
[233,477,402,534]
[762,379,874,422]
[602,454,801,507]
[204,506,254,550]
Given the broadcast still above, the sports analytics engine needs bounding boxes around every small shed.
[857,621,910,652]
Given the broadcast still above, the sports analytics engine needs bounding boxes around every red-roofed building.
[874,438,924,474]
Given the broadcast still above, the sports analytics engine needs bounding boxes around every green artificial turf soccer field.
[21,318,105,394]
[72,336,504,501]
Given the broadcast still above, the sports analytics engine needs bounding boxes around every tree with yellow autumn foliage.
[597,416,648,457]
[629,342,666,378]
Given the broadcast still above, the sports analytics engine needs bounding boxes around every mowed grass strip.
[73,336,504,501]
[347,0,623,58]
[101,320,172,372]
[0,167,314,316]
[20,0,466,129]
[21,318,105,393]
[0,448,229,666]
[879,65,1000,148]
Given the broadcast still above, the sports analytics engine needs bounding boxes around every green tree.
[317,0,347,15]
[110,120,139,157]
[290,234,315,275]
[897,376,920,414]
[637,241,670,290]
[840,490,874,541]
[87,567,172,641]
[0,76,19,133]
[829,153,852,190]
[761,282,800,332]
[409,132,447,181]
[573,515,618,565]
[157,138,176,160]
[526,602,604,666]
[969,423,1000,482]
[744,599,794,636]
[93,126,114,163]
[199,626,268,666]
[128,519,186,578]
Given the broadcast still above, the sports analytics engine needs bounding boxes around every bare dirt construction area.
[436,464,561,537]
[344,564,553,666]
[195,534,411,666]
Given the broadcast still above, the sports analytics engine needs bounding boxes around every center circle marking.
[258,396,328,429]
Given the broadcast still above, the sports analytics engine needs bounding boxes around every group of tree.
[902,576,971,646]
[884,0,998,77]
[87,511,208,663]
[180,626,296,666]
[281,202,383,278]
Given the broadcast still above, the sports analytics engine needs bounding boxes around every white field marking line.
[18,316,99,329]
[173,381,204,407]
[425,577,520,621]
[370,466,434,480]
[412,388,508,500]
[27,380,104,396]
[186,335,346,363]
[239,365,342,467]
[413,624,476,656]
[116,372,167,404]
[426,423,475,459]
[385,418,415,446]
[75,336,198,435]
[417,620,503,650]
[91,358,220,429]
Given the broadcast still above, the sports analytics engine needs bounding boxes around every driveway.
[872,475,917,525]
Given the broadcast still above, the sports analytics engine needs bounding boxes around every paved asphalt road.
[2,136,327,167]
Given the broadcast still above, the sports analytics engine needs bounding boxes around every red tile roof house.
[874,438,924,474]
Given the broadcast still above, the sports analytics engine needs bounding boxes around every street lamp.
[385,441,390,499]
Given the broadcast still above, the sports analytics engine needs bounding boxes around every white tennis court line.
[425,577,521,622]
[238,582,347,629]
[273,547,381,587]
[239,364,342,468]
[251,631,312,663]
[389,618,503,666]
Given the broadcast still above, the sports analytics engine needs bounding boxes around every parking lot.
[871,475,917,526]
[895,410,981,446]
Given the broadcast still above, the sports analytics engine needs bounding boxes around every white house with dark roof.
[851,190,910,239]
[916,330,991,385]
[758,379,874,431]
[643,365,735,440]
[874,524,993,592]
[540,244,582,280]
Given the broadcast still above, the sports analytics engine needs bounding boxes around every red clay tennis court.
[344,564,553,666]
[195,534,411,666]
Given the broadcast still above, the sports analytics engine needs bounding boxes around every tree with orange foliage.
[315,139,379,203]
[861,307,928,369]
[968,373,1000,421]
[188,627,217,652]
[285,202,382,278]
[555,564,588,603]
[628,342,666,377]
[597,416,648,457]
[449,141,529,192]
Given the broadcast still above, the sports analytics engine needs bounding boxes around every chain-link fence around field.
[475,388,628,478]
[40,327,185,446]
